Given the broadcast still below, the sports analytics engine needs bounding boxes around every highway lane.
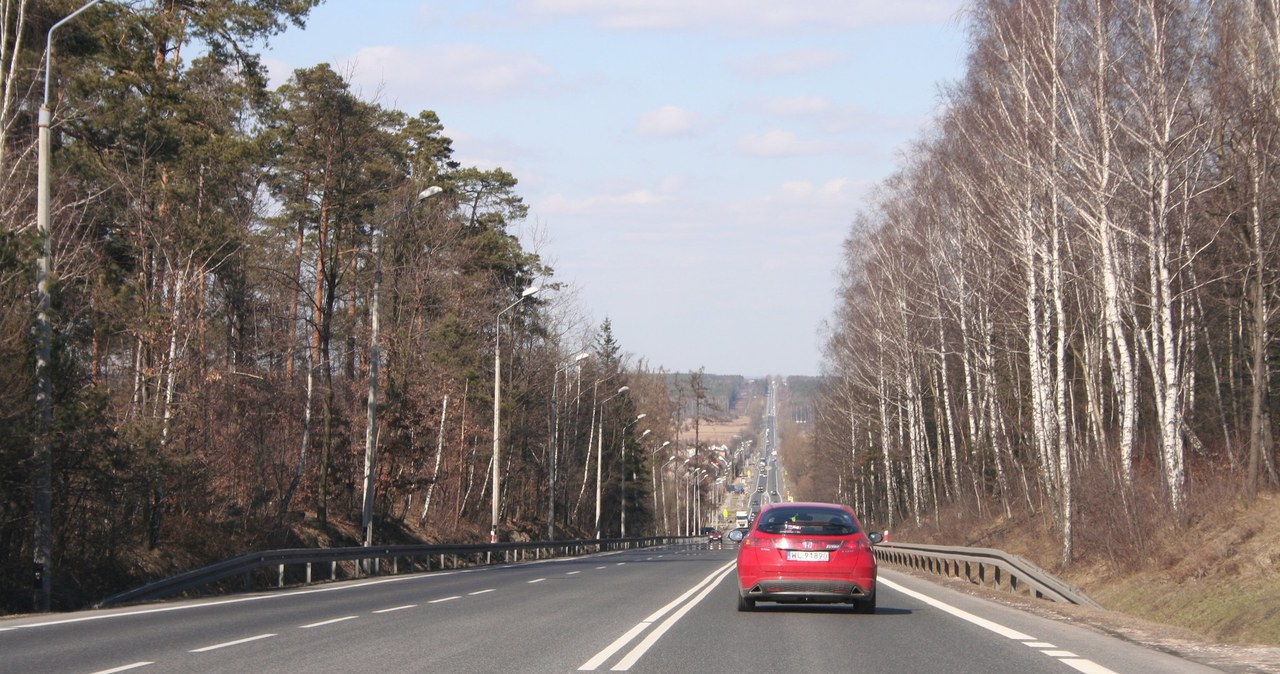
[1,543,1222,673]
[618,565,1221,674]
[1,544,720,674]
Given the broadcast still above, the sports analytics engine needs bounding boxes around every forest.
[814,0,1280,568]
[0,1,732,613]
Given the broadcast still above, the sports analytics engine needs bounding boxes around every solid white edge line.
[4,568,468,632]
[578,561,737,671]
[640,561,737,624]
[189,633,276,652]
[578,622,651,671]
[610,565,736,671]
[300,615,357,628]
[879,578,1119,674]
[89,663,154,674]
[877,578,1034,640]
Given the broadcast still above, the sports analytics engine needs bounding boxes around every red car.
[729,502,882,613]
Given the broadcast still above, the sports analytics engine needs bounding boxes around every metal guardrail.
[98,536,698,609]
[874,541,1102,608]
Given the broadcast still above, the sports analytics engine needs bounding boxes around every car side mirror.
[868,531,884,545]
[726,528,749,543]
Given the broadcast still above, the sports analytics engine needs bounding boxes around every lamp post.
[649,438,669,535]
[692,467,707,534]
[360,186,442,548]
[667,456,684,536]
[594,385,629,539]
[34,0,107,614]
[619,421,647,538]
[677,458,696,536]
[491,285,541,543]
[549,352,588,540]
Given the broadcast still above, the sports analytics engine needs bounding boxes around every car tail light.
[841,538,871,552]
[741,535,775,551]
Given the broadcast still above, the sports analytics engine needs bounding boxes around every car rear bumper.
[741,577,874,603]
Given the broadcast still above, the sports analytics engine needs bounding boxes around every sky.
[257,0,970,377]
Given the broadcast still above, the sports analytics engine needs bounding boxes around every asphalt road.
[0,543,1224,674]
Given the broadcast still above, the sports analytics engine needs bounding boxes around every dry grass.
[691,416,753,445]
[1080,492,1280,646]
[892,490,1280,647]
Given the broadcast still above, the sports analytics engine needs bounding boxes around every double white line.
[579,561,737,671]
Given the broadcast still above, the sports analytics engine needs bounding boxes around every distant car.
[728,502,882,613]
[702,527,722,543]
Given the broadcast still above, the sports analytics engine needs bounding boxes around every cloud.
[537,189,661,215]
[340,44,560,105]
[760,95,834,117]
[732,49,849,78]
[636,105,698,137]
[515,0,962,33]
[736,130,826,157]
[777,178,854,200]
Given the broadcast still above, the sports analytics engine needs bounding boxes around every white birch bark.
[421,395,448,523]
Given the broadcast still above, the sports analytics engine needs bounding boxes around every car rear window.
[755,508,858,535]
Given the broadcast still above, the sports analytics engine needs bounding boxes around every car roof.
[760,501,851,510]
[757,501,859,518]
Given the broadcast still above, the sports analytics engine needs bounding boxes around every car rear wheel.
[853,594,876,614]
[737,594,755,612]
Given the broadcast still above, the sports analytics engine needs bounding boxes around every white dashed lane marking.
[189,633,276,653]
[300,616,357,629]
[89,663,154,674]
[373,604,415,614]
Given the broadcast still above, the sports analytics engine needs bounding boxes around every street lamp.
[34,0,108,614]
[361,186,443,548]
[692,467,708,534]
[594,385,629,539]
[549,352,588,540]
[650,440,671,534]
[664,455,681,535]
[619,419,647,538]
[491,284,541,543]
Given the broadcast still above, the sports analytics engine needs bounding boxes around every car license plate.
[786,551,829,562]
